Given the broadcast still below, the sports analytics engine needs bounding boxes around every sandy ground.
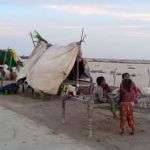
[0,106,93,150]
[0,94,150,150]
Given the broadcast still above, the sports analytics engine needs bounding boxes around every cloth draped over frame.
[18,42,86,94]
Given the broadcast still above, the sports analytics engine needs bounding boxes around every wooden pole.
[80,28,84,42]
[112,67,117,86]
[148,69,150,87]
[87,97,93,138]
[3,48,8,65]
[9,52,12,69]
[62,96,67,124]
[76,28,84,89]
[76,54,80,88]
[30,32,36,47]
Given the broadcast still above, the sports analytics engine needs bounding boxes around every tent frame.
[60,29,97,137]
[30,31,48,48]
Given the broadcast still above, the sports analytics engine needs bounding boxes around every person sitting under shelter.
[94,76,110,103]
[9,68,17,80]
[93,76,118,118]
[0,66,6,87]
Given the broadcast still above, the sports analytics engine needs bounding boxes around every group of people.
[94,73,140,135]
[0,66,18,94]
[0,66,17,81]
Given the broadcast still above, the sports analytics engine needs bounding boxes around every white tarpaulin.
[19,42,80,94]
[18,41,48,79]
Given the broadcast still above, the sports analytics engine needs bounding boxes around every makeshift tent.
[18,31,90,94]
[0,49,22,68]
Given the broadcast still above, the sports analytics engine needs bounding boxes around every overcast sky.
[1,0,150,59]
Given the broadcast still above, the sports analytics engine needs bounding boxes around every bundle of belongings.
[0,49,22,68]
[0,83,19,94]
[0,66,19,94]
[0,48,22,94]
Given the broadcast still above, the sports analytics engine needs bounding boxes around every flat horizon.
[1,0,150,59]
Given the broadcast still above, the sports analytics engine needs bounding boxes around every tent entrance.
[67,58,87,81]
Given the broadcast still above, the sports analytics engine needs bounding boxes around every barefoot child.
[119,79,136,135]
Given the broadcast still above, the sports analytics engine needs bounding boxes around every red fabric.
[120,86,134,103]
[120,83,140,103]
[132,84,140,104]
[120,102,135,129]
[102,84,111,93]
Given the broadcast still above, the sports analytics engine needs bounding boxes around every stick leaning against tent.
[110,67,118,86]
[76,28,87,90]
[147,69,150,87]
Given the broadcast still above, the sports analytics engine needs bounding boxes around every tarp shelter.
[18,32,90,94]
[0,49,22,68]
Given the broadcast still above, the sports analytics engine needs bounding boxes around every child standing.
[121,73,140,104]
[119,79,136,135]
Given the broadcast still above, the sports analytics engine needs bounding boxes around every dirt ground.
[0,94,150,150]
[0,106,93,150]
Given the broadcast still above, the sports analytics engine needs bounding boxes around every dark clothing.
[0,83,19,94]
